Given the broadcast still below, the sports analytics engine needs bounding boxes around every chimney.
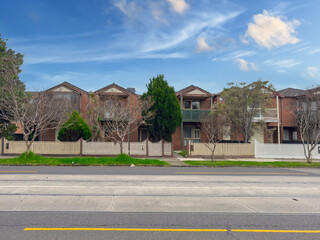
[127,88,136,94]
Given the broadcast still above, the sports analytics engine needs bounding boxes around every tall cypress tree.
[142,75,182,142]
[0,35,24,138]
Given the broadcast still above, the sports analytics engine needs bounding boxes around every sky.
[1,0,320,94]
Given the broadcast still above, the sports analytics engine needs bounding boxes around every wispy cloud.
[11,1,243,65]
[264,58,302,69]
[212,50,256,62]
[242,10,300,49]
[141,10,242,53]
[114,0,139,18]
[235,58,258,71]
[308,48,320,55]
[307,66,319,78]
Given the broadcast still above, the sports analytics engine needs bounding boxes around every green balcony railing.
[182,109,210,122]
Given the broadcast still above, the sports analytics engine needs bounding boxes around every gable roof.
[95,83,139,96]
[46,81,88,95]
[278,88,305,97]
[176,85,212,97]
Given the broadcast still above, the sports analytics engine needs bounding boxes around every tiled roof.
[278,88,305,97]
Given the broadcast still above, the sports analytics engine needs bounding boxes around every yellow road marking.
[232,229,320,233]
[0,171,37,173]
[176,172,308,175]
[24,228,227,232]
[24,228,320,233]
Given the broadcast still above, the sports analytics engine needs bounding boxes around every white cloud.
[196,36,212,52]
[243,10,300,49]
[235,58,258,71]
[114,0,138,18]
[167,0,189,14]
[307,66,319,78]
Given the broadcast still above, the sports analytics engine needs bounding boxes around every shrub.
[58,111,92,141]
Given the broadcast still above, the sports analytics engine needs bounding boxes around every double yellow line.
[24,228,320,233]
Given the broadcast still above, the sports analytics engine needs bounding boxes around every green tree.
[58,111,92,142]
[0,35,25,139]
[142,74,182,142]
[221,80,274,143]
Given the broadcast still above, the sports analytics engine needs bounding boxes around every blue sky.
[1,0,320,94]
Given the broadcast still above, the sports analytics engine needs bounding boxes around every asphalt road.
[1,212,320,240]
[0,165,319,176]
[0,166,319,239]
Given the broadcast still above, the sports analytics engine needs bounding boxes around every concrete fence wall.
[3,138,81,155]
[0,138,172,157]
[189,142,255,157]
[254,140,320,159]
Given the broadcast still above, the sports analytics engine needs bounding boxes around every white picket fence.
[0,138,172,157]
[254,140,320,159]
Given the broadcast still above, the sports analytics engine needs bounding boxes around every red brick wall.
[172,126,182,150]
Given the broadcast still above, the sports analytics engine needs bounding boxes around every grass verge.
[0,152,169,166]
[176,150,187,158]
[184,160,320,168]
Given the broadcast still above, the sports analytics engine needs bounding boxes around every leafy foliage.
[58,111,92,141]
[0,35,25,137]
[221,80,274,143]
[142,74,182,142]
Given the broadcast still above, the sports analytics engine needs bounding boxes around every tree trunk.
[120,141,123,154]
[211,144,217,163]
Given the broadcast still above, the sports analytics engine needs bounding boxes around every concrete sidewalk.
[178,157,320,162]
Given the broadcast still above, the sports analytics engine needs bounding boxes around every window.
[184,101,191,109]
[292,131,298,140]
[183,126,201,146]
[192,101,200,109]
[184,100,200,109]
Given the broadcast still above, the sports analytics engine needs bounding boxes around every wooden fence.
[188,142,255,158]
[0,138,172,157]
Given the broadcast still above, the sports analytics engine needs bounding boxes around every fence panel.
[190,142,254,157]
[3,139,80,155]
[0,138,3,155]
[129,141,146,155]
[33,141,80,155]
[83,141,120,155]
[148,141,163,157]
[164,142,172,156]
[254,140,320,159]
[3,139,27,154]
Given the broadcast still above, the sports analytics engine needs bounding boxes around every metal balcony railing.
[182,109,210,122]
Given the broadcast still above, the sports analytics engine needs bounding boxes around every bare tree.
[295,89,320,163]
[87,94,153,154]
[86,93,105,141]
[0,79,67,154]
[201,103,228,162]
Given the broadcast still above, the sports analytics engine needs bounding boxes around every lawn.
[0,152,170,166]
[184,160,320,168]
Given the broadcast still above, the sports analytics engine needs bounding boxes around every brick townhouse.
[13,81,307,149]
[40,81,89,141]
[94,83,143,143]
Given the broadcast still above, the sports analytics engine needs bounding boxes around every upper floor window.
[184,100,200,109]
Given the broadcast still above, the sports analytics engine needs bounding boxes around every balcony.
[182,109,210,122]
[253,108,279,122]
